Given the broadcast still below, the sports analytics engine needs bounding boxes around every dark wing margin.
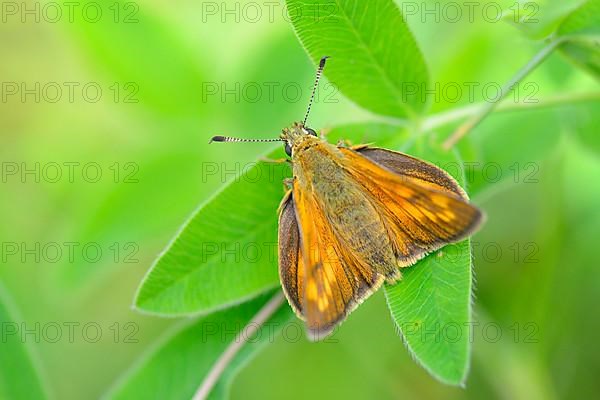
[277,191,303,317]
[357,147,467,198]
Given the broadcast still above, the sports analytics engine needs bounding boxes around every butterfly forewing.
[356,147,466,197]
[341,147,482,264]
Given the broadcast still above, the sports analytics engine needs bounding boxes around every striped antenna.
[209,135,283,144]
[303,56,330,126]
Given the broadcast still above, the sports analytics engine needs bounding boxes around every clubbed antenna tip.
[209,136,226,144]
[303,56,330,126]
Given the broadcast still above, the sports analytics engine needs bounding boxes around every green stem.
[423,91,600,132]
[442,39,564,150]
[192,292,285,400]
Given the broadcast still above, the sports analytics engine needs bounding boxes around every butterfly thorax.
[289,136,343,188]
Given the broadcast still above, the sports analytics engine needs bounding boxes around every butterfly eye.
[306,128,317,136]
[284,142,292,157]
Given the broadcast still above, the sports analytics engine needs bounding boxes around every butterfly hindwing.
[277,191,303,317]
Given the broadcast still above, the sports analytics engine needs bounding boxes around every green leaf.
[107,292,292,400]
[558,40,600,77]
[134,149,289,315]
[0,284,48,399]
[284,0,429,119]
[503,0,586,39]
[558,0,600,79]
[559,0,600,36]
[383,141,474,385]
[505,0,600,79]
[384,241,472,385]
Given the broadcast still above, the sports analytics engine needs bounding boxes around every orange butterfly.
[211,57,483,340]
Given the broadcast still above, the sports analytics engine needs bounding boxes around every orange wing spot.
[420,208,440,222]
[306,278,319,302]
[433,195,450,207]
[318,297,328,312]
[441,210,456,222]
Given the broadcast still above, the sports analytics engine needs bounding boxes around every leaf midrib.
[138,216,278,308]
[329,0,417,118]
[426,253,467,375]
[386,245,469,382]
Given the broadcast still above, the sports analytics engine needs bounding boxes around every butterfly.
[211,57,483,340]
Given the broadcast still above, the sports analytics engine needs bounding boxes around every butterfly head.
[281,122,318,157]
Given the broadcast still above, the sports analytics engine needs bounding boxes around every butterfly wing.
[340,147,483,268]
[277,191,304,317]
[277,170,390,340]
[356,147,466,197]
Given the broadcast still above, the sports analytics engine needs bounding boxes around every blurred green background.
[1,0,599,399]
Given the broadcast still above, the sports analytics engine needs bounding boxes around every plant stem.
[192,292,285,400]
[442,39,563,150]
[423,91,600,132]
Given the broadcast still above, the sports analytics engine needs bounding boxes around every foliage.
[126,0,600,396]
[2,0,599,399]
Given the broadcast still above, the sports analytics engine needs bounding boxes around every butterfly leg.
[283,178,295,189]
[336,140,369,151]
[349,144,369,151]
[385,269,402,284]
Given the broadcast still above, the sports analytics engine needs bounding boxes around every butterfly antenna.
[209,135,283,144]
[303,56,330,126]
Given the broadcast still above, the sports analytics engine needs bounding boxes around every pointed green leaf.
[284,0,429,119]
[384,241,472,385]
[107,293,292,400]
[558,0,600,79]
[384,142,474,385]
[503,0,586,39]
[134,149,288,315]
[559,0,600,36]
[558,40,600,78]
